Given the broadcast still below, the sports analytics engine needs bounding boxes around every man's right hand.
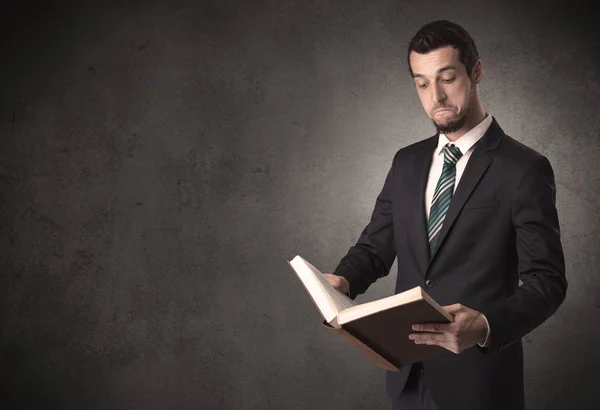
[323,274,350,296]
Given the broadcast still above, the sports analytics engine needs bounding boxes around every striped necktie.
[428,143,463,255]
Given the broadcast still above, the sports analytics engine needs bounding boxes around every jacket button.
[425,279,434,288]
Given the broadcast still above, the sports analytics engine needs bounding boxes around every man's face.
[409,46,476,134]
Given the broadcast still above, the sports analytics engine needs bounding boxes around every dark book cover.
[341,299,452,368]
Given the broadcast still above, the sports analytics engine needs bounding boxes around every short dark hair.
[407,20,480,77]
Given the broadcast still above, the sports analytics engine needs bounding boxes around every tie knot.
[443,143,462,165]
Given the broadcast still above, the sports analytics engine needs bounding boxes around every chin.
[432,114,468,134]
[434,118,454,127]
[433,119,456,129]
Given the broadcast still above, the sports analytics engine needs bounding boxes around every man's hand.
[323,273,350,296]
[408,304,488,354]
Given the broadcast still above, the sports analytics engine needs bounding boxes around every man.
[324,20,567,410]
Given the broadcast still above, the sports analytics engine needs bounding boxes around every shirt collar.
[435,114,493,157]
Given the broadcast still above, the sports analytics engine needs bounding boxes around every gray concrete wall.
[1,0,598,409]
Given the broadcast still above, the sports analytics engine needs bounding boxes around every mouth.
[433,108,455,117]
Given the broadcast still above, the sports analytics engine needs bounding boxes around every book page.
[288,255,357,327]
[338,286,423,325]
[337,286,453,325]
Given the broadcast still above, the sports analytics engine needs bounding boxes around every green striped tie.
[428,143,463,255]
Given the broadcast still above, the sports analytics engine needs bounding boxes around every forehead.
[410,46,463,77]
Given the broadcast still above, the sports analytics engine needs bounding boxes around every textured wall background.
[1,0,598,409]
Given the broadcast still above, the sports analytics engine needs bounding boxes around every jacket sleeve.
[478,155,568,355]
[333,153,399,299]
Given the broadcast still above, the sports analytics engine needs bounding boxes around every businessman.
[324,20,567,410]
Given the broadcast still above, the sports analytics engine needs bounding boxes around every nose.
[432,82,446,103]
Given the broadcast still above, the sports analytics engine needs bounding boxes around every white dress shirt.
[425,113,493,347]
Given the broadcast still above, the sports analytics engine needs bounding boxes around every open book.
[288,255,454,371]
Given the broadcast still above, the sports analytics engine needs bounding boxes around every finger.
[339,277,349,294]
[412,323,452,333]
[410,334,463,354]
[409,333,447,343]
[323,274,350,295]
[414,339,439,346]
[323,274,341,288]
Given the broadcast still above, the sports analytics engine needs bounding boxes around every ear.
[471,60,483,84]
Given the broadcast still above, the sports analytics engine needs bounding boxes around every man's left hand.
[409,304,488,354]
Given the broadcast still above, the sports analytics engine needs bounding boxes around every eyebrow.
[412,65,457,79]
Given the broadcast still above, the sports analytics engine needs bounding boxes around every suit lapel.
[408,136,437,276]
[406,118,505,276]
[425,117,504,271]
[427,143,492,263]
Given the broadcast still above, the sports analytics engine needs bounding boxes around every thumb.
[442,303,463,314]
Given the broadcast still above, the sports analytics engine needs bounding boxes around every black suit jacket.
[333,117,567,410]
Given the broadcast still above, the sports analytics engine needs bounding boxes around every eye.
[442,77,455,84]
[417,83,428,89]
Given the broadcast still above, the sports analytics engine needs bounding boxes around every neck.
[444,101,487,142]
